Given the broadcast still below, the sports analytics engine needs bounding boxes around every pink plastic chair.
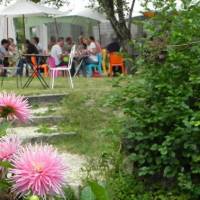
[48,56,58,77]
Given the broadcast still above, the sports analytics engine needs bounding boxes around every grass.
[50,80,122,156]
[1,77,112,95]
[2,76,122,157]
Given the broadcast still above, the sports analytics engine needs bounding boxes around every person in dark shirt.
[25,39,39,63]
[26,39,39,54]
[16,40,39,77]
[106,37,120,53]
[106,37,121,75]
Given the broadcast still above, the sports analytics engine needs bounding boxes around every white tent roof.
[0,0,62,17]
[57,7,108,23]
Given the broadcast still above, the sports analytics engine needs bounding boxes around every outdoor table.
[22,54,49,89]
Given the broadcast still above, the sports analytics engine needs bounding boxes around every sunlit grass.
[1,76,121,156]
[1,77,113,96]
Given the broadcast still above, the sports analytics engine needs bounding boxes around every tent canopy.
[0,0,62,17]
[0,7,16,41]
[57,7,108,23]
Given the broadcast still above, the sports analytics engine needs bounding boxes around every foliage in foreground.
[105,1,200,199]
[80,153,191,200]
[109,0,200,199]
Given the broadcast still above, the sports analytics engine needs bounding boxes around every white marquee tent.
[0,16,16,42]
[0,0,62,50]
[0,7,16,42]
[0,0,61,17]
[57,7,108,23]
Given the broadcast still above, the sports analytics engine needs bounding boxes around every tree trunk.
[98,0,132,47]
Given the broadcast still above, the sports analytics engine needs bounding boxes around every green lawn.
[1,77,113,95]
[51,89,122,156]
[2,77,122,157]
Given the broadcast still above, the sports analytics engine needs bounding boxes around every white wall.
[93,20,143,47]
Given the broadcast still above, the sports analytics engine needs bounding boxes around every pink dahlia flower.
[0,134,20,162]
[10,144,67,199]
[0,92,31,122]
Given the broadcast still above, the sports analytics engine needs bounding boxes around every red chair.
[108,52,126,76]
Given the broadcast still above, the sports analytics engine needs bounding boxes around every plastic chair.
[31,56,48,78]
[102,49,108,74]
[39,64,49,78]
[108,52,126,76]
[48,45,76,89]
[31,56,38,77]
[86,54,103,77]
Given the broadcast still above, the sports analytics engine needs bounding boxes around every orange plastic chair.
[108,52,126,76]
[31,56,48,78]
[40,64,49,78]
[31,56,38,78]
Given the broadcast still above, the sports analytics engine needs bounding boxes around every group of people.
[49,35,102,76]
[0,38,16,67]
[0,33,122,77]
[0,37,44,76]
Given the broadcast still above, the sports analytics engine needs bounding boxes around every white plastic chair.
[48,45,76,89]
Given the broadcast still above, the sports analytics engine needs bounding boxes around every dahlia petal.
[10,144,67,199]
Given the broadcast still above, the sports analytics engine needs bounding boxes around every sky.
[0,0,183,14]
[0,0,153,16]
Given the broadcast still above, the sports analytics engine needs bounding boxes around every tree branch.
[128,0,136,30]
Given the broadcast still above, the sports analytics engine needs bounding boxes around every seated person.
[50,37,64,66]
[50,37,76,76]
[64,36,74,53]
[8,38,18,67]
[48,36,56,52]
[80,36,98,77]
[0,39,10,76]
[8,38,17,55]
[106,37,121,75]
[32,36,43,54]
[16,40,39,76]
[77,36,87,51]
[89,36,102,54]
[106,37,120,53]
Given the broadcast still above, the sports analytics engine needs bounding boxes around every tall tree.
[90,0,136,47]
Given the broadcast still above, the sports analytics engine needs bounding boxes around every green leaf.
[80,186,96,200]
[0,161,12,169]
[88,181,110,200]
[0,180,11,192]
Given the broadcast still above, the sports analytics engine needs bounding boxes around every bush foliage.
[112,0,200,198]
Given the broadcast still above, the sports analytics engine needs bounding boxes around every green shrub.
[81,153,191,200]
[111,1,200,198]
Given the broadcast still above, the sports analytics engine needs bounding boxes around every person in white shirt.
[80,36,99,77]
[50,37,64,66]
[87,38,98,63]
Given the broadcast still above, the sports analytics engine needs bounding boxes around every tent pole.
[54,18,59,39]
[7,17,9,39]
[22,14,26,45]
[98,22,101,44]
